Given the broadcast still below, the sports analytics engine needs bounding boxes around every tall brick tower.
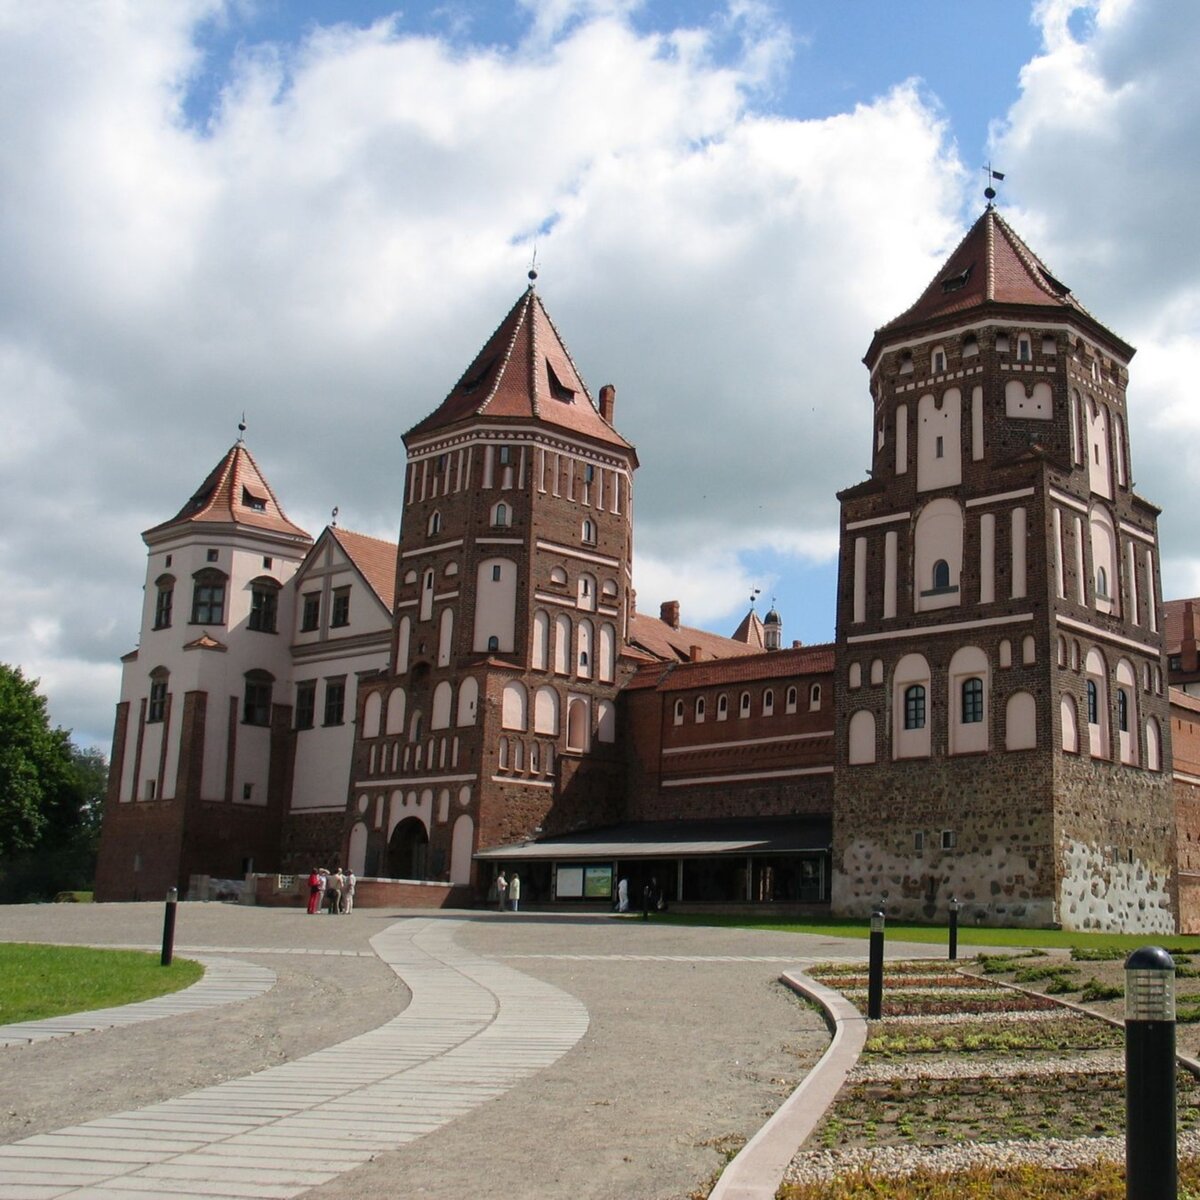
[344,282,638,893]
[831,205,1174,932]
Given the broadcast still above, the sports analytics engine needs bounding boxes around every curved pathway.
[0,956,275,1048]
[0,919,588,1198]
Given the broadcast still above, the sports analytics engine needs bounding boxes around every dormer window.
[547,359,575,402]
[940,265,971,293]
[241,486,267,512]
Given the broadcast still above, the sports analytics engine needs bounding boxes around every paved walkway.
[0,919,588,1199]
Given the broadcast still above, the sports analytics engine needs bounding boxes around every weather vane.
[237,412,247,443]
[984,163,1005,205]
[330,505,339,527]
[750,587,761,608]
[528,244,538,285]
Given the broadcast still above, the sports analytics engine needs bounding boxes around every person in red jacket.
[306,868,322,914]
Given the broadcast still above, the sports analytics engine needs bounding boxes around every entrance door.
[387,817,429,880]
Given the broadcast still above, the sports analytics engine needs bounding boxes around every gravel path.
[0,905,893,1200]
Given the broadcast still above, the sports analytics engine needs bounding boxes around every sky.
[3,0,1199,752]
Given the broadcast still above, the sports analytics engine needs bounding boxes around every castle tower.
[763,606,782,652]
[95,439,312,900]
[831,206,1174,932]
[344,284,638,891]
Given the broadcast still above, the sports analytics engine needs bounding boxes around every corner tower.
[96,439,312,900]
[832,206,1173,932]
[345,284,638,891]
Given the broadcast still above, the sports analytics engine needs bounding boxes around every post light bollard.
[948,896,960,962]
[867,908,885,1020]
[161,886,178,967]
[1125,945,1176,1200]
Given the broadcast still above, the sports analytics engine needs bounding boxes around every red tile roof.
[627,611,761,664]
[330,527,397,612]
[730,608,766,648]
[145,442,311,543]
[405,287,636,458]
[628,643,835,692]
[865,207,1133,365]
[1170,687,1200,716]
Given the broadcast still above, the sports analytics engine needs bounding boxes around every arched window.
[786,687,798,713]
[673,699,684,726]
[147,668,169,723]
[1060,694,1079,753]
[533,686,559,735]
[961,678,983,723]
[248,577,280,633]
[1006,691,1037,750]
[932,560,950,589]
[153,575,174,630]
[1117,688,1128,732]
[808,683,821,711]
[717,694,728,720]
[487,635,499,652]
[566,698,589,751]
[904,685,926,730]
[191,569,227,625]
[501,681,528,731]
[695,697,705,722]
[1087,679,1098,725]
[763,689,774,716]
[456,677,478,726]
[1097,565,1109,598]
[491,502,509,528]
[848,710,876,764]
[739,691,751,718]
[581,518,596,545]
[428,510,442,536]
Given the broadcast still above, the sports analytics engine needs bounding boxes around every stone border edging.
[709,970,868,1200]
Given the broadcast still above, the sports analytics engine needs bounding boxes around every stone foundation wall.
[1054,754,1175,933]
[832,751,1058,925]
[279,809,347,873]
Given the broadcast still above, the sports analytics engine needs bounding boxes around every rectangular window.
[914,831,925,853]
[143,779,156,801]
[331,588,351,627]
[153,585,173,630]
[301,592,320,632]
[294,681,316,731]
[492,565,502,581]
[243,679,272,726]
[206,548,219,563]
[941,829,957,850]
[935,435,944,458]
[147,679,167,723]
[248,586,278,633]
[323,679,346,726]
[904,684,926,730]
[242,783,254,801]
[262,556,272,569]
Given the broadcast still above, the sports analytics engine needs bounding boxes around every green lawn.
[644,912,1200,955]
[0,943,203,1025]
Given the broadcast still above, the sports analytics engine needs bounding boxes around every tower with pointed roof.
[832,205,1174,932]
[96,441,313,900]
[344,284,638,889]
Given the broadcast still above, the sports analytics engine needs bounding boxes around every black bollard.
[161,886,178,966]
[867,908,885,1020]
[948,896,960,962]
[1125,945,1176,1200]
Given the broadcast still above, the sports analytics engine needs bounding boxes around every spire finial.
[750,587,761,609]
[528,244,538,286]
[984,162,1005,206]
[330,505,339,527]
[237,413,247,443]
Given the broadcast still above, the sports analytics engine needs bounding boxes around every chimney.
[792,640,803,648]
[599,383,616,424]
[689,645,702,662]
[661,600,680,629]
[1185,601,1198,673]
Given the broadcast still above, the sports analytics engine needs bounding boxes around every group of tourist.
[493,871,521,911]
[306,866,356,914]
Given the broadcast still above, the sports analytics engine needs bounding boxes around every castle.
[95,205,1200,933]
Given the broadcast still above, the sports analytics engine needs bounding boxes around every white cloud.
[0,0,994,746]
[992,0,1200,602]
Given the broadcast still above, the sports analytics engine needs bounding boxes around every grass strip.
[0,942,203,1024]
[781,1157,1200,1198]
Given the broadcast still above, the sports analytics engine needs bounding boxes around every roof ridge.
[477,288,533,419]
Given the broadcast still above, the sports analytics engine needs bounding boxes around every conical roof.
[144,441,310,542]
[406,286,636,457]
[865,207,1133,365]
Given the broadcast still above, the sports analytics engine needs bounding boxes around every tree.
[0,666,108,902]
[0,664,71,858]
